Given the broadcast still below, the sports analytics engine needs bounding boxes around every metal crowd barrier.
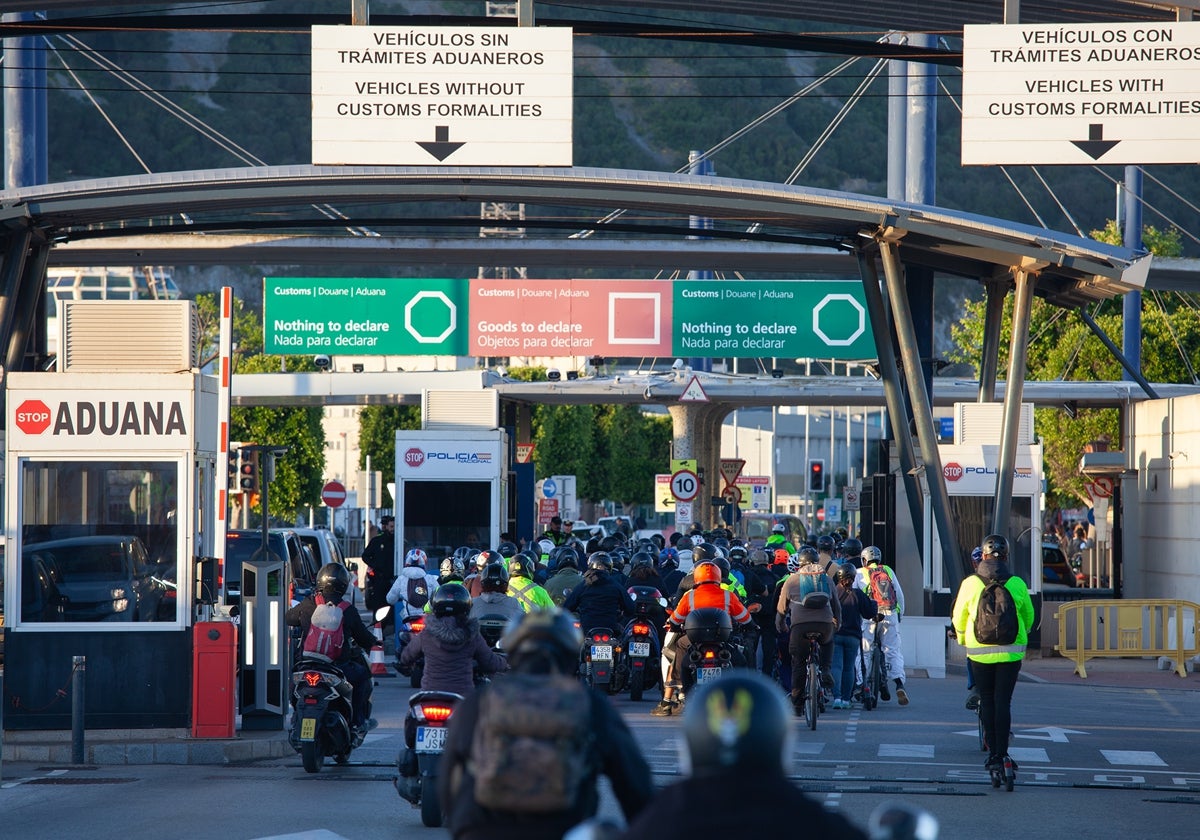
[1055,599,1200,678]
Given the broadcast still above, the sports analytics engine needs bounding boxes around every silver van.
[735,513,808,551]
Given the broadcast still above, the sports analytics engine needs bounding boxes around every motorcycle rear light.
[594,633,610,642]
[633,623,651,635]
[703,649,716,661]
[304,672,322,686]
[411,618,426,633]
[305,697,318,704]
[418,704,453,722]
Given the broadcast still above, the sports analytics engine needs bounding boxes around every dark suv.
[223,529,320,614]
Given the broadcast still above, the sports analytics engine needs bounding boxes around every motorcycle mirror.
[658,597,668,607]
[374,606,392,623]
[868,803,939,840]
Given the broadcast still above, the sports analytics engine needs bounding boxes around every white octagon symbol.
[404,291,457,344]
[812,293,866,347]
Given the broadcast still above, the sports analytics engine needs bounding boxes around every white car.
[293,527,368,622]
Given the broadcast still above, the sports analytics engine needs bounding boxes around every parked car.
[1042,541,1077,589]
[223,529,319,615]
[21,536,173,622]
[735,512,809,551]
[293,526,367,621]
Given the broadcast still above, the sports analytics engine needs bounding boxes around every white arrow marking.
[1014,726,1090,743]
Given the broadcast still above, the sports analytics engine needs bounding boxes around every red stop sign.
[15,399,52,435]
[944,462,964,481]
[321,480,347,508]
[404,447,425,467]
[816,508,826,522]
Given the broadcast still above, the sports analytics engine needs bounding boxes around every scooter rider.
[562,551,636,634]
[286,563,379,733]
[386,548,438,661]
[652,560,755,717]
[468,562,525,625]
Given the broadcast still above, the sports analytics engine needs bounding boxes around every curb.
[2,729,292,766]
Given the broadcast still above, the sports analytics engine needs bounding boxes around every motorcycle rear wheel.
[629,669,645,702]
[301,741,324,774]
[420,781,443,827]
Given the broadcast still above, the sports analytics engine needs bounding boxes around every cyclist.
[952,534,1035,778]
[776,546,840,714]
[764,523,796,556]
[857,545,909,705]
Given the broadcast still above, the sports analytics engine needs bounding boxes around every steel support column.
[0,225,33,370]
[992,267,1036,537]
[1079,309,1160,400]
[5,237,49,375]
[856,249,925,560]
[878,240,963,590]
[979,280,1007,402]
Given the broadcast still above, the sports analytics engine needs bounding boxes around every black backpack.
[974,574,1019,645]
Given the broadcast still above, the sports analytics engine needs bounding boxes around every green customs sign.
[264,278,469,355]
[673,280,874,359]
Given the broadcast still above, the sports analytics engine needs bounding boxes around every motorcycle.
[475,612,510,650]
[621,586,666,701]
[396,690,463,827]
[681,607,738,695]
[288,657,364,773]
[582,626,621,692]
[394,612,427,688]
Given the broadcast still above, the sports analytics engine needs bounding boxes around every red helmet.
[693,561,722,585]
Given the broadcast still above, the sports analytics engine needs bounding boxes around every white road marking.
[879,744,934,759]
[1008,747,1050,763]
[1102,750,1167,766]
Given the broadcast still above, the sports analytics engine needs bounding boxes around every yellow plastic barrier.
[1054,599,1200,678]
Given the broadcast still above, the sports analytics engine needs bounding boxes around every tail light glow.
[304,672,322,686]
[419,704,453,722]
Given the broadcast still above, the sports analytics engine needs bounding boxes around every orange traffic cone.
[370,620,394,678]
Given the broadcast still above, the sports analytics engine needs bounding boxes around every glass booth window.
[20,460,179,623]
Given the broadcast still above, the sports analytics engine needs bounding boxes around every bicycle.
[803,631,826,731]
[861,617,886,711]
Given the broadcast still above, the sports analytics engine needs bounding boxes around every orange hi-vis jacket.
[669,582,753,627]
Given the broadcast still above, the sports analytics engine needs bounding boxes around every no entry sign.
[322,480,347,508]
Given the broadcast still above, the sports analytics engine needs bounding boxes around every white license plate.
[416,726,447,753]
[697,666,723,683]
[629,642,651,657]
[591,645,613,660]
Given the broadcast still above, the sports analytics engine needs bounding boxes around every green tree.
[358,405,422,507]
[535,404,602,499]
[599,405,672,508]
[948,223,1198,507]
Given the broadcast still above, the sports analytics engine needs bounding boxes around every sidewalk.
[947,650,1200,692]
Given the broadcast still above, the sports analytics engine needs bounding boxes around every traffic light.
[239,449,260,493]
[227,445,241,493]
[808,459,825,493]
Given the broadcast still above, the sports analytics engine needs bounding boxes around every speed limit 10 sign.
[670,469,699,502]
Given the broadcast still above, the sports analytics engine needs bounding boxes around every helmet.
[676,535,694,551]
[474,549,502,570]
[440,556,465,579]
[693,561,722,585]
[453,546,474,563]
[981,534,1009,561]
[861,545,883,566]
[404,548,428,568]
[681,671,792,777]
[508,554,535,580]
[771,523,786,534]
[971,546,984,566]
[712,537,730,551]
[748,548,769,566]
[430,582,472,617]
[817,535,836,553]
[786,553,803,574]
[316,563,350,601]
[496,541,519,559]
[728,545,748,564]
[502,608,584,674]
[836,563,858,585]
[693,542,717,562]
[714,556,731,579]
[649,533,666,550]
[537,539,555,557]
[659,547,679,570]
[773,548,791,566]
[797,545,819,565]
[479,561,510,590]
[630,551,655,573]
[599,536,619,553]
[840,537,863,560]
[548,545,576,572]
[587,551,614,572]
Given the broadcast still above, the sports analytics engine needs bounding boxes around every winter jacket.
[952,558,1035,664]
[668,582,753,627]
[776,564,841,634]
[544,567,585,606]
[834,583,877,640]
[385,566,439,620]
[507,576,556,612]
[399,612,507,695]
[562,568,636,633]
[285,594,378,665]
[468,592,524,624]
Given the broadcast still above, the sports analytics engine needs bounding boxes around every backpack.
[302,594,349,661]
[974,575,1019,646]
[406,575,430,610]
[470,672,594,813]
[791,564,833,603]
[867,566,898,611]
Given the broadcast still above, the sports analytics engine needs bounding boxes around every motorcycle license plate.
[299,716,317,741]
[629,642,651,657]
[416,726,447,754]
[697,667,723,683]
[591,645,613,660]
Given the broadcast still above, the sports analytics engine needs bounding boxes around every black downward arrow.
[1071,123,1120,160]
[417,126,465,162]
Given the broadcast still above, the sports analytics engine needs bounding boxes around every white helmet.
[787,552,803,574]
[861,546,882,566]
[404,548,428,568]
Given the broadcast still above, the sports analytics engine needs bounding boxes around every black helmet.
[501,608,584,674]
[649,533,666,550]
[480,561,510,590]
[473,549,502,570]
[548,545,575,572]
[453,546,474,563]
[728,545,748,564]
[797,545,819,565]
[630,551,655,572]
[682,671,792,776]
[496,541,519,559]
[817,535,836,552]
[981,534,1009,561]
[440,555,465,580]
[316,563,350,601]
[508,555,535,580]
[693,542,717,562]
[430,582,472,617]
[840,537,863,560]
[835,563,858,585]
[599,536,618,553]
[587,551,614,572]
[713,556,731,579]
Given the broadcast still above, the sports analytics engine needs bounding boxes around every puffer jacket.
[399,612,507,695]
[386,566,438,620]
[952,557,1036,663]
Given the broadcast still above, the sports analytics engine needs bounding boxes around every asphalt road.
[4,667,1200,839]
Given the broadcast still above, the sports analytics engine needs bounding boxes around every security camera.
[313,354,331,371]
[672,359,685,370]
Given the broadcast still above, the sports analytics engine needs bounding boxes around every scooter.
[622,586,666,701]
[394,612,427,688]
[289,657,363,774]
[681,607,737,695]
[582,627,621,692]
[396,690,463,827]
